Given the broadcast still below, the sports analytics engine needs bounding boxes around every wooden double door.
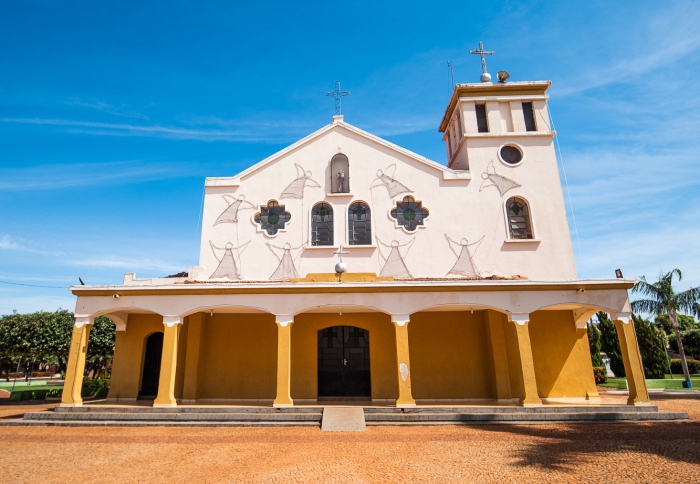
[317,326,371,397]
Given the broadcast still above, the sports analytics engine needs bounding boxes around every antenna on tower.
[447,61,455,93]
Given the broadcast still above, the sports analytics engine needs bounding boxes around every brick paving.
[0,392,698,483]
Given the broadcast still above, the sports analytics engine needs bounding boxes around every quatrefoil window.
[254,200,291,235]
[390,196,429,232]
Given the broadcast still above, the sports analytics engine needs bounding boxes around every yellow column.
[273,316,294,407]
[393,315,416,408]
[61,316,93,407]
[153,316,183,408]
[485,310,512,401]
[511,314,542,406]
[614,313,650,406]
[182,312,204,403]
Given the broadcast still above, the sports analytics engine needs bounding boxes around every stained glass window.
[506,197,533,239]
[254,200,291,235]
[348,202,371,245]
[500,145,523,165]
[390,196,429,232]
[311,202,334,246]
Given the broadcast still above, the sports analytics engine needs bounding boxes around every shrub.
[83,378,110,389]
[592,367,608,384]
[670,359,700,375]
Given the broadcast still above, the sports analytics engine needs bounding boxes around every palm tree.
[632,269,700,387]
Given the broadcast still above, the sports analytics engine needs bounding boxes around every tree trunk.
[670,309,692,383]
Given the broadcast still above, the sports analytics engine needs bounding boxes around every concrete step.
[53,406,322,414]
[364,405,660,414]
[23,411,322,423]
[1,419,319,428]
[364,410,688,423]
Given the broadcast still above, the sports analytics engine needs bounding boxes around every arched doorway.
[139,332,163,398]
[318,326,370,397]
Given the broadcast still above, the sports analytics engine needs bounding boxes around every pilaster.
[61,316,94,407]
[153,316,183,408]
[273,315,294,407]
[510,313,542,406]
[393,314,416,408]
[613,313,650,406]
[485,310,512,401]
[182,312,204,402]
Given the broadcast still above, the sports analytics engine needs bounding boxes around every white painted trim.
[392,314,411,326]
[325,192,354,197]
[503,239,541,244]
[459,94,550,103]
[462,132,555,139]
[74,316,94,328]
[509,313,530,325]
[276,315,294,326]
[163,316,183,327]
[497,142,526,167]
[204,121,465,187]
[613,312,632,324]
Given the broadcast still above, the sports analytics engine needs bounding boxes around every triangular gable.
[205,118,470,187]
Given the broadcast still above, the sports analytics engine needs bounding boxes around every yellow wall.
[528,310,597,398]
[409,311,493,399]
[107,313,165,399]
[196,313,278,399]
[291,312,398,400]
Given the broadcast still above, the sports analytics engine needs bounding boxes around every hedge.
[669,359,700,375]
[8,380,110,401]
[592,366,608,384]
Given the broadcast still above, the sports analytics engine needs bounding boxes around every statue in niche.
[336,169,345,193]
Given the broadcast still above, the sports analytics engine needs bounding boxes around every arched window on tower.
[506,197,533,239]
[330,154,350,193]
[348,202,371,245]
[311,203,334,246]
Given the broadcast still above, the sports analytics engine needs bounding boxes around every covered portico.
[61,277,650,409]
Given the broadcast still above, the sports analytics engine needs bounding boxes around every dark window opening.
[254,200,291,235]
[475,104,489,133]
[500,145,523,165]
[507,197,533,239]
[348,202,371,245]
[311,202,334,246]
[523,102,537,132]
[390,196,429,232]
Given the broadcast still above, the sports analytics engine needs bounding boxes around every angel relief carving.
[480,161,521,196]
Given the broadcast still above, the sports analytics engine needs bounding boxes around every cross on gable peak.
[326,80,350,116]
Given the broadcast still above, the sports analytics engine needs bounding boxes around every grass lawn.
[600,376,700,389]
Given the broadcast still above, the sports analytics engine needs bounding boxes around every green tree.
[587,322,603,367]
[655,314,699,334]
[86,316,116,379]
[632,269,700,387]
[632,314,668,379]
[597,311,625,377]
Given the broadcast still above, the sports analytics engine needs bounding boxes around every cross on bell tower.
[326,81,350,115]
[469,41,495,83]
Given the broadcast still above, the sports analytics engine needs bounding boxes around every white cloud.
[66,99,150,120]
[73,256,184,274]
[0,160,191,190]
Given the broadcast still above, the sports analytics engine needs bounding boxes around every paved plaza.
[0,392,699,483]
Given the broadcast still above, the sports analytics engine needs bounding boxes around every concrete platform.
[321,407,366,431]
[0,404,688,427]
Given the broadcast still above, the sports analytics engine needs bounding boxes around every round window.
[500,145,523,165]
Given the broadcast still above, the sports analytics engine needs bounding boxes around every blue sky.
[1,1,699,314]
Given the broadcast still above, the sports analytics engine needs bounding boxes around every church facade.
[62,80,649,409]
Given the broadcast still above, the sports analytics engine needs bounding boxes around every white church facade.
[61,79,650,409]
